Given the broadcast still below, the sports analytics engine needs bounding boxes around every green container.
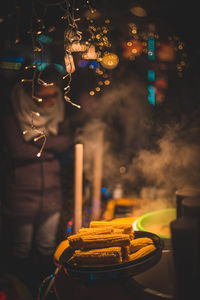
[136,208,176,239]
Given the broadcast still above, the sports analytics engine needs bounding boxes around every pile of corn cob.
[63,220,156,266]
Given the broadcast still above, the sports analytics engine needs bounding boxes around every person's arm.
[34,119,74,154]
[2,112,54,161]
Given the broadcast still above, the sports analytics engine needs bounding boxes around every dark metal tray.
[60,231,164,281]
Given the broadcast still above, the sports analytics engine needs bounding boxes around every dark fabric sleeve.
[33,119,74,154]
[2,112,54,161]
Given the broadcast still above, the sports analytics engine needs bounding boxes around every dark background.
[0,0,200,203]
[1,0,200,101]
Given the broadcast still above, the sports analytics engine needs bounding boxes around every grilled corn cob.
[54,240,70,263]
[73,247,122,265]
[128,244,156,261]
[89,221,133,234]
[80,233,130,249]
[130,237,154,253]
[78,227,113,235]
[68,228,113,248]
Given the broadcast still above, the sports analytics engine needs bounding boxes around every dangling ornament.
[82,45,98,60]
[64,53,75,73]
[100,52,119,69]
[68,42,87,52]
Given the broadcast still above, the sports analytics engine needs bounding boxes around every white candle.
[92,129,104,220]
[74,143,83,233]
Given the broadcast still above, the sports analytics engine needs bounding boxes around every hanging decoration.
[122,21,188,105]
[3,0,114,155]
[20,1,51,157]
[82,44,98,60]
[122,39,143,60]
[61,0,113,101]
[62,0,82,108]
[100,52,119,69]
[82,11,113,96]
[123,22,187,74]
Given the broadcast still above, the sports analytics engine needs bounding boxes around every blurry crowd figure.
[0,65,74,295]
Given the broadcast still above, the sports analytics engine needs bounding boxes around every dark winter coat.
[2,105,73,217]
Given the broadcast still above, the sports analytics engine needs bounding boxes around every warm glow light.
[68,42,87,52]
[178,44,183,50]
[131,48,137,54]
[96,69,103,75]
[100,52,119,69]
[130,6,147,17]
[89,91,95,95]
[82,45,98,60]
[32,111,40,117]
[122,40,143,59]
[84,9,100,19]
[32,96,43,102]
[104,80,110,85]
[157,43,176,62]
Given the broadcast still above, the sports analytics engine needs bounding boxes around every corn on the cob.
[128,244,156,261]
[130,237,154,253]
[130,237,153,253]
[80,233,130,249]
[54,240,70,263]
[68,228,114,248]
[78,227,113,235]
[73,247,122,265]
[89,221,133,234]
[68,234,83,249]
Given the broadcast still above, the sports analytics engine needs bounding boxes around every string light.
[15,0,114,156]
[62,0,83,108]
[20,1,52,157]
[83,4,113,96]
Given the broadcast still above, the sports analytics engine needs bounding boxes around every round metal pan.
[60,231,164,281]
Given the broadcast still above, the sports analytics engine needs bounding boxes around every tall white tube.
[74,143,83,233]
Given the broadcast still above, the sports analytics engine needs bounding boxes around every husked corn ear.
[80,233,130,249]
[73,247,122,265]
[78,227,113,235]
[128,244,156,261]
[130,237,154,253]
[89,221,133,234]
[68,228,114,248]
[54,240,70,263]
[68,234,83,248]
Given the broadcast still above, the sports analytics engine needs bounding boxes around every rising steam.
[75,73,200,209]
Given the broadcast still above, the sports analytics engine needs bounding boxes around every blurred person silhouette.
[1,64,74,294]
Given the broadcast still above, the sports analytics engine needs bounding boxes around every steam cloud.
[75,74,200,208]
